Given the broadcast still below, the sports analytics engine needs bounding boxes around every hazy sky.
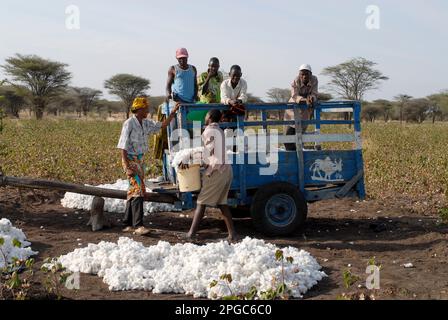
[1,0,447,101]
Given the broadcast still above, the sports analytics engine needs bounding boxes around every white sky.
[1,0,447,101]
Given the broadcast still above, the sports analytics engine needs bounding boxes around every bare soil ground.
[1,187,447,300]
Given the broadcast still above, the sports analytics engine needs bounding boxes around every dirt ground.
[1,187,447,300]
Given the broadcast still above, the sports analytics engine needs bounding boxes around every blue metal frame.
[162,101,366,210]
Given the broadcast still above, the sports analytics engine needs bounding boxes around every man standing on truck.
[198,57,223,104]
[220,65,248,152]
[220,65,248,112]
[187,57,224,123]
[284,64,319,151]
[166,48,198,104]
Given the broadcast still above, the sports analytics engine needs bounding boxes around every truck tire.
[250,182,307,236]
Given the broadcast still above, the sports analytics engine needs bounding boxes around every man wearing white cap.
[284,64,319,150]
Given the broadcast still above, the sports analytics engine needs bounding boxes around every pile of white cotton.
[58,237,326,299]
[0,218,38,268]
[61,179,178,215]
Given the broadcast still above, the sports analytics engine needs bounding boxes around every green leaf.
[7,272,21,289]
[275,249,284,261]
[0,237,4,246]
[245,286,258,300]
[210,280,218,288]
[219,273,233,283]
[12,238,22,248]
[277,283,286,296]
[286,256,294,264]
[25,258,34,269]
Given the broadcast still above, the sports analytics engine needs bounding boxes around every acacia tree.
[322,58,388,121]
[266,88,290,103]
[322,58,388,100]
[361,102,380,122]
[73,87,102,117]
[427,91,448,123]
[104,74,150,118]
[373,99,393,122]
[1,54,72,119]
[265,88,289,118]
[49,91,78,116]
[394,94,412,124]
[0,86,27,118]
[405,98,430,123]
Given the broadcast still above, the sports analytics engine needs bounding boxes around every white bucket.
[177,164,201,192]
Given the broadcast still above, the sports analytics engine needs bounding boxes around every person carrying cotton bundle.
[176,109,238,242]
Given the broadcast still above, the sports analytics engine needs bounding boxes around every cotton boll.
[0,219,38,268]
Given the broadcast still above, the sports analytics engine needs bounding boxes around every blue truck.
[155,101,365,236]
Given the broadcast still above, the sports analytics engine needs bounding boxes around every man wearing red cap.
[166,48,198,104]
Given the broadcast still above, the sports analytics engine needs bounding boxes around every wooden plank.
[293,107,305,192]
[1,175,178,204]
[335,169,364,198]
[305,188,357,202]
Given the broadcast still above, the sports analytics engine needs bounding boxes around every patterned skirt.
[122,154,146,200]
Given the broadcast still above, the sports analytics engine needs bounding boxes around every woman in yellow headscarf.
[117,97,179,236]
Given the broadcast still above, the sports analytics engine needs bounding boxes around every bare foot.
[177,232,198,243]
[122,226,135,233]
[227,234,241,243]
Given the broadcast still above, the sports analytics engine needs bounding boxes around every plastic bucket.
[177,164,201,192]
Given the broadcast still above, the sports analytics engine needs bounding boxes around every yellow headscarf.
[131,97,149,112]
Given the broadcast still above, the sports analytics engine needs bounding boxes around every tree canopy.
[266,88,290,103]
[322,57,388,101]
[104,74,150,118]
[73,87,102,116]
[1,54,72,119]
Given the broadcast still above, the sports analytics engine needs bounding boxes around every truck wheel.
[250,182,307,236]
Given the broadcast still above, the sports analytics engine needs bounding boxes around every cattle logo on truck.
[310,157,344,182]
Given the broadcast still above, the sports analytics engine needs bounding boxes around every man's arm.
[160,103,181,130]
[220,80,231,104]
[309,76,319,103]
[165,66,175,102]
[199,72,212,97]
[291,78,306,103]
[238,79,248,104]
[192,66,199,102]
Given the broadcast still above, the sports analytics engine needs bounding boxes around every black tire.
[250,182,307,236]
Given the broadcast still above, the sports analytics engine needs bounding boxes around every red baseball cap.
[176,48,189,58]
